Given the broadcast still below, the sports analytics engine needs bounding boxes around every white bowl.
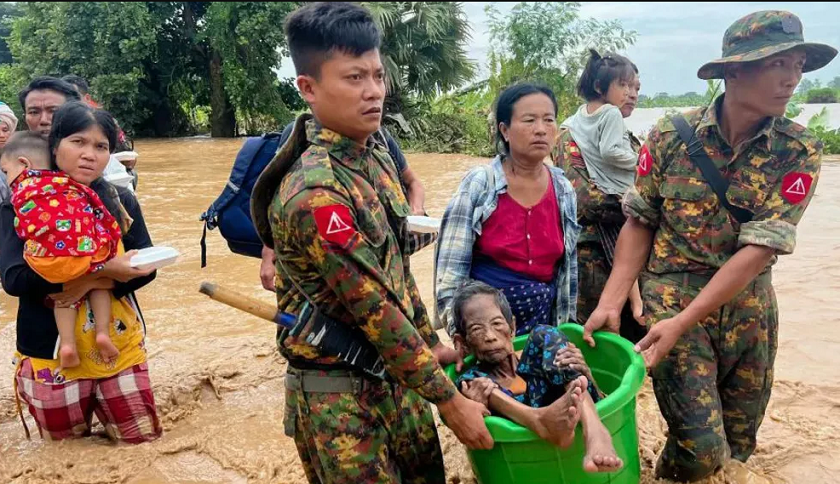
[130,246,180,271]
[407,215,441,234]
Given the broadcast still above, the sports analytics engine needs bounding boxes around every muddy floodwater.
[1,138,838,484]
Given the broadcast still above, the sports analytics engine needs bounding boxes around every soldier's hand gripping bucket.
[445,323,646,484]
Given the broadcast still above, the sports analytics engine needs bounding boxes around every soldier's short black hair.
[62,75,90,95]
[577,49,638,102]
[284,2,382,78]
[18,76,81,112]
[0,131,50,166]
[452,281,514,338]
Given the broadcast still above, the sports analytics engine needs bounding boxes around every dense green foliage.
[806,87,838,104]
[392,2,637,156]
[1,2,300,137]
[365,2,476,113]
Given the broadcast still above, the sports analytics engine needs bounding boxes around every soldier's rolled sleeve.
[738,149,821,255]
[622,128,666,228]
[285,189,456,404]
[622,187,660,228]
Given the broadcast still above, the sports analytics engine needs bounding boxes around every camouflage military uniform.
[264,119,455,484]
[553,127,645,342]
[624,95,822,481]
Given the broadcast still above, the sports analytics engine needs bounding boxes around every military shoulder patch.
[781,172,813,204]
[638,145,653,176]
[314,204,356,246]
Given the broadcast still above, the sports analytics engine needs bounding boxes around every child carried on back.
[1,131,122,370]
[452,281,622,473]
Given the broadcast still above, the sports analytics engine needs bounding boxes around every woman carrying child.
[0,101,162,443]
[556,50,646,342]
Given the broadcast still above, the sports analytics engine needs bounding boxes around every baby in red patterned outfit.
[1,132,122,370]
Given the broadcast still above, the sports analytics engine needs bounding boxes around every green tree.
[365,2,476,113]
[806,87,838,104]
[829,76,840,90]
[6,2,302,137]
[203,2,300,135]
[0,3,22,65]
[9,2,158,133]
[797,77,822,94]
[637,82,719,108]
[485,2,636,120]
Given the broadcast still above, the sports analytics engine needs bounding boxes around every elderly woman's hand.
[554,343,595,383]
[460,377,496,407]
[101,250,155,283]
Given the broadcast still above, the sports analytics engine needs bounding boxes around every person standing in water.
[584,10,836,482]
[250,3,492,483]
[554,50,646,343]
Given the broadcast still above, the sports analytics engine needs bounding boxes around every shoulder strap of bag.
[670,115,753,224]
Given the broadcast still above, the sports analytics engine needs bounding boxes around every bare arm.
[635,245,774,367]
[260,244,276,291]
[401,166,426,215]
[679,245,772,329]
[51,275,116,308]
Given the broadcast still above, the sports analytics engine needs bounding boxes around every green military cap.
[698,10,837,80]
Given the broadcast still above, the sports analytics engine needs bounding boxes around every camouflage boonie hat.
[698,10,837,80]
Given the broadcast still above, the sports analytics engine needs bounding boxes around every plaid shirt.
[434,156,581,335]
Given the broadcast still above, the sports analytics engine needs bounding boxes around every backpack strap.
[251,113,314,248]
[670,115,754,224]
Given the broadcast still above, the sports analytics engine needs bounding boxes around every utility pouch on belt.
[287,301,386,379]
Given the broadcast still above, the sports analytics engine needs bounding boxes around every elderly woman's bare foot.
[59,344,81,369]
[96,333,120,364]
[532,375,588,448]
[583,424,623,473]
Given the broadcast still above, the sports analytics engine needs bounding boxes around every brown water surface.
[0,139,837,484]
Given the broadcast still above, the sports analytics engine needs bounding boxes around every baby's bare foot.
[583,425,623,473]
[59,344,81,369]
[96,333,120,364]
[533,375,587,448]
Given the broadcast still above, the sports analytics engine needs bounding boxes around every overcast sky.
[277,2,840,97]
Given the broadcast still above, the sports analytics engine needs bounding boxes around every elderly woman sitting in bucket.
[452,281,622,473]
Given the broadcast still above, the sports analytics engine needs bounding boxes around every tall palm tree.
[364,2,476,113]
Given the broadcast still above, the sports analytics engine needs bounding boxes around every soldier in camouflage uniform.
[250,4,492,484]
[582,11,836,482]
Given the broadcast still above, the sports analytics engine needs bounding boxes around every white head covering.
[0,101,18,133]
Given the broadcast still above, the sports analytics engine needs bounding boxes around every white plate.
[407,215,441,234]
[113,151,139,162]
[130,246,180,271]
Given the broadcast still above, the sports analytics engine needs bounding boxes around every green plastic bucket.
[444,323,646,484]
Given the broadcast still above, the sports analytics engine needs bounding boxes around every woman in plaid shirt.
[435,83,580,339]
